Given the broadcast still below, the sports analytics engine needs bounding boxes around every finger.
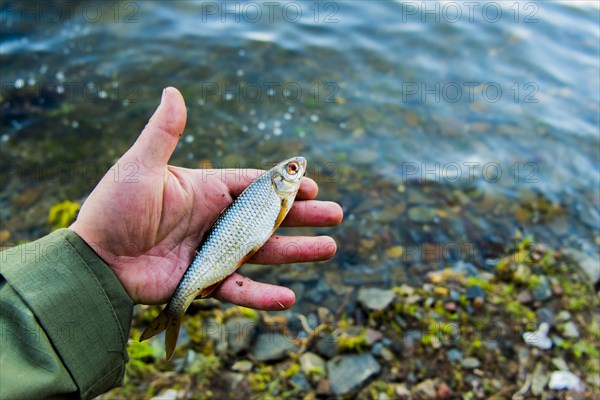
[281,200,344,227]
[127,87,187,169]
[212,273,295,310]
[218,170,319,200]
[249,235,337,264]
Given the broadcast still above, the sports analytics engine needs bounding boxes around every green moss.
[337,329,367,352]
[48,200,80,230]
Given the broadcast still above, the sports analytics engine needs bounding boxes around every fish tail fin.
[140,308,171,342]
[165,317,183,360]
[139,307,183,360]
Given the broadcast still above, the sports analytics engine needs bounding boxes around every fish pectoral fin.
[198,282,222,299]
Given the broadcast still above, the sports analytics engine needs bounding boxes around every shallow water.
[1,1,599,311]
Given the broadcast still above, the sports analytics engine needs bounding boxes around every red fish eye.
[287,162,299,174]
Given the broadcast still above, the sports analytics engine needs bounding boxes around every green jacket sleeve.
[0,228,133,399]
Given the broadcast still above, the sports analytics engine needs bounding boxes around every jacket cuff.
[0,228,133,399]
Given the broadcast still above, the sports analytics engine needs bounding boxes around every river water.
[1,1,598,311]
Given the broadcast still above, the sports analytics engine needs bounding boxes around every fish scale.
[140,156,306,359]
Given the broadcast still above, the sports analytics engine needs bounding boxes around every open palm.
[70,87,342,308]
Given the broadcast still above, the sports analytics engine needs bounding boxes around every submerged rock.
[327,353,381,395]
[226,317,257,354]
[461,357,480,369]
[357,287,396,311]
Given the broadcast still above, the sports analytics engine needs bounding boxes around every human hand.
[70,87,343,309]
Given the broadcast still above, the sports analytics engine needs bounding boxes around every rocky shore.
[102,237,599,399]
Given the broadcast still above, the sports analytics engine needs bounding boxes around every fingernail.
[161,87,167,103]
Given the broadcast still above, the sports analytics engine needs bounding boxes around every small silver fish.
[140,156,307,359]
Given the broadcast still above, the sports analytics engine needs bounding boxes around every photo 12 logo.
[1,1,139,24]
[199,1,340,24]
[400,2,540,24]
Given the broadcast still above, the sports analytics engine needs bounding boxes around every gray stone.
[551,357,569,371]
[327,353,381,395]
[523,322,552,350]
[466,285,485,300]
[447,348,463,364]
[251,333,298,362]
[561,321,580,338]
[300,352,325,375]
[358,287,396,311]
[231,360,253,372]
[461,357,480,369]
[408,206,438,223]
[224,372,244,387]
[532,276,552,301]
[536,307,555,326]
[564,249,600,283]
[289,373,311,392]
[549,371,584,391]
[516,290,533,304]
[316,331,338,359]
[226,317,257,354]
[414,379,437,398]
[531,363,549,395]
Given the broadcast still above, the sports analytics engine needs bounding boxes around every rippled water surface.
[1,1,599,311]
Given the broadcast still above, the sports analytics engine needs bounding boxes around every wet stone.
[300,352,325,375]
[327,353,381,396]
[517,290,533,304]
[536,307,555,327]
[290,373,311,392]
[357,287,396,311]
[466,285,485,300]
[226,317,257,355]
[561,321,580,338]
[414,379,437,398]
[532,276,552,302]
[251,333,298,362]
[461,357,480,369]
[531,363,549,396]
[447,348,463,364]
[407,206,438,223]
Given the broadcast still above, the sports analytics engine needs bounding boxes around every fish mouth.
[296,156,307,175]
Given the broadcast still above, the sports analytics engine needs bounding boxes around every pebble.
[447,348,463,364]
[231,360,253,372]
[316,379,332,396]
[365,328,383,345]
[151,389,179,400]
[413,379,437,398]
[531,363,548,395]
[551,357,569,371]
[225,317,257,354]
[443,302,457,312]
[548,371,584,391]
[536,307,556,327]
[327,354,381,395]
[523,322,552,350]
[465,284,484,300]
[461,357,480,369]
[393,384,411,399]
[437,382,454,399]
[380,347,394,362]
[532,276,552,301]
[290,373,311,392]
[561,321,580,338]
[407,206,438,223]
[251,333,298,362]
[357,287,396,311]
[516,290,533,304]
[299,352,325,375]
[564,249,600,283]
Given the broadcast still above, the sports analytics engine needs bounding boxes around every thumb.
[128,87,187,168]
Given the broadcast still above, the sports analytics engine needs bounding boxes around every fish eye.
[286,162,299,175]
